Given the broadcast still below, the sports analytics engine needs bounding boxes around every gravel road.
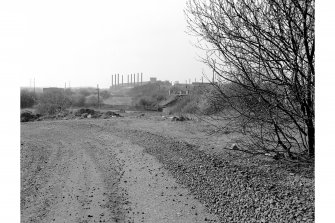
[21,119,219,223]
[21,117,314,222]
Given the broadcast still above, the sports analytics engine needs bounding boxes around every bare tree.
[185,0,314,160]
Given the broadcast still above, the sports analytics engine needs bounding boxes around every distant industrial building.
[150,77,157,82]
[109,73,165,90]
[110,73,145,89]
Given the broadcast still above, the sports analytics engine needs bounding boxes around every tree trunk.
[307,118,315,158]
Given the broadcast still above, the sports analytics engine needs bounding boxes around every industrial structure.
[110,73,144,89]
[110,73,162,90]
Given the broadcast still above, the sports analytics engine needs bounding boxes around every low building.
[150,77,157,82]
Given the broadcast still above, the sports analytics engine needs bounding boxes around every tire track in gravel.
[21,137,73,223]
[94,132,219,223]
[21,120,220,223]
[21,122,122,223]
[45,144,113,223]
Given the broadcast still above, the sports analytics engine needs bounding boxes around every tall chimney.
[141,73,143,85]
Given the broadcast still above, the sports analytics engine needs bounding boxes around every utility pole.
[141,73,143,85]
[97,84,100,109]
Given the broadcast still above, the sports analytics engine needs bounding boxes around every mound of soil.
[74,108,97,116]
[101,111,122,119]
[171,116,190,121]
[21,111,41,122]
[55,110,70,118]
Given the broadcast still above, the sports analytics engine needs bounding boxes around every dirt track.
[21,115,314,222]
[21,119,219,223]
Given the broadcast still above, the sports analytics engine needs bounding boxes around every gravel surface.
[21,120,219,222]
[21,122,126,222]
[21,117,314,222]
[109,125,314,223]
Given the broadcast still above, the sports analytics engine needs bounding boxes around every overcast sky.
[1,0,210,88]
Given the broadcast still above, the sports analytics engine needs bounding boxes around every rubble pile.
[21,111,41,122]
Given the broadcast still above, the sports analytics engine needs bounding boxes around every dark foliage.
[20,90,36,108]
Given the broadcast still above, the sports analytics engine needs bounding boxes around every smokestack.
[128,74,129,86]
[141,73,143,85]
[111,74,113,87]
[133,74,135,86]
[122,75,123,86]
[118,73,120,86]
[137,73,139,84]
[114,74,117,88]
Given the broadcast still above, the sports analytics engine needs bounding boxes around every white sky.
[0,0,209,88]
